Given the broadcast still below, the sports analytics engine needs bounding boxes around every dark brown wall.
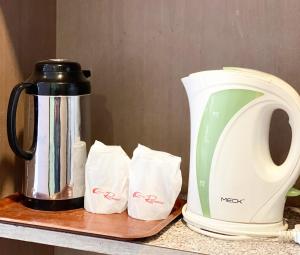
[57,0,300,194]
[0,1,55,254]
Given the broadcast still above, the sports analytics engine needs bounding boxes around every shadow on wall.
[0,0,56,76]
[0,1,56,197]
[0,157,24,196]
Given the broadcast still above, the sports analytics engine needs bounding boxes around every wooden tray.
[0,194,185,240]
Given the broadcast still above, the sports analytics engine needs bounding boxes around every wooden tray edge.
[0,195,186,240]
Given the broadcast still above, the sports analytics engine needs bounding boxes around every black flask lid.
[25,59,91,96]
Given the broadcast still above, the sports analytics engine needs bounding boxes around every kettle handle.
[267,94,300,184]
[7,83,37,160]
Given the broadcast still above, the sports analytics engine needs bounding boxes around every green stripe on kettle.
[196,89,263,217]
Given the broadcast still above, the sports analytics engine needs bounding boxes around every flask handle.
[7,83,37,160]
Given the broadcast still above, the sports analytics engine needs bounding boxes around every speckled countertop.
[142,208,300,255]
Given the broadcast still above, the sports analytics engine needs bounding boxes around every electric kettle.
[181,68,300,238]
[7,59,91,210]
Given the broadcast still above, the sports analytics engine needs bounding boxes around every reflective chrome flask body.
[7,59,91,210]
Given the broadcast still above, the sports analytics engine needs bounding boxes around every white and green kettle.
[182,67,300,237]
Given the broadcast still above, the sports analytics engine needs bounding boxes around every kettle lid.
[25,59,91,96]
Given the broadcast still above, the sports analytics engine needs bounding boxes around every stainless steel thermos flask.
[7,59,91,210]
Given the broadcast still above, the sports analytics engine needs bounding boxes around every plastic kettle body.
[182,68,300,236]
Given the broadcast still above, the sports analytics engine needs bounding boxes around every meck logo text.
[221,197,244,204]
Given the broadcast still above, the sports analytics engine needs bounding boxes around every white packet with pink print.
[128,144,182,220]
[84,141,130,214]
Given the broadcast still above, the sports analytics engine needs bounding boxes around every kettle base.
[22,196,84,211]
[182,204,288,238]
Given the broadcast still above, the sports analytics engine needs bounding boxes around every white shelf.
[1,216,300,255]
[0,222,196,255]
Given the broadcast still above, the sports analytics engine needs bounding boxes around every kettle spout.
[181,75,204,99]
[181,77,192,93]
